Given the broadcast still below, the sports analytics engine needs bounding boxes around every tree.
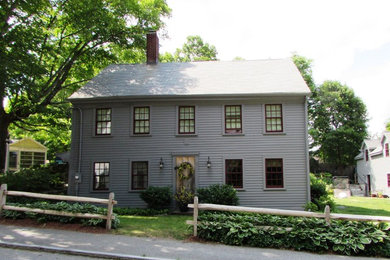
[386,121,390,131]
[160,35,217,62]
[0,0,170,172]
[292,54,315,92]
[310,81,368,174]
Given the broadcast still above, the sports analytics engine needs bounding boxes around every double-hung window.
[93,162,110,190]
[178,106,195,134]
[225,105,242,134]
[265,159,284,188]
[265,104,283,133]
[96,108,111,135]
[131,161,148,190]
[225,159,243,188]
[134,107,150,134]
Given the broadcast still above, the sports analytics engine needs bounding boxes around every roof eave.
[68,92,311,102]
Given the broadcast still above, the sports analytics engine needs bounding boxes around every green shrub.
[310,173,335,211]
[1,201,119,228]
[0,163,67,195]
[140,186,172,209]
[174,187,194,212]
[113,208,169,216]
[197,212,390,257]
[197,184,239,205]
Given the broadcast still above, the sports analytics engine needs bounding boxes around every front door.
[175,156,195,193]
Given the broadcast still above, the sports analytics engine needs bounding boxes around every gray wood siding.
[69,96,309,210]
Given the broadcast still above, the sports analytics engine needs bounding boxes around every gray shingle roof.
[69,58,310,100]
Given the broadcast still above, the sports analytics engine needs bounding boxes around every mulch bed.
[0,218,109,234]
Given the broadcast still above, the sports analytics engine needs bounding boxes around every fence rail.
[186,196,390,236]
[0,184,117,230]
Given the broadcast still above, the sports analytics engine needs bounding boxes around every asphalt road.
[0,224,387,260]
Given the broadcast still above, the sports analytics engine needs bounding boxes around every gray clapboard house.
[68,32,311,210]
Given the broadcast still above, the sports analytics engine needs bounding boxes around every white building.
[355,132,390,196]
[6,138,48,172]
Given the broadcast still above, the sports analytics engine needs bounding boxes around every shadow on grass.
[334,205,390,217]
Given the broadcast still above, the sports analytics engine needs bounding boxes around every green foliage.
[197,212,390,257]
[174,187,194,212]
[0,0,170,170]
[160,35,218,62]
[386,121,390,131]
[2,201,119,228]
[140,186,172,209]
[197,184,239,206]
[113,208,169,216]
[9,103,72,160]
[309,173,335,211]
[292,54,316,92]
[310,81,368,169]
[0,164,67,195]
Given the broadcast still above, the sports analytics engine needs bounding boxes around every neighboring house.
[355,132,390,196]
[6,137,48,172]
[67,32,311,210]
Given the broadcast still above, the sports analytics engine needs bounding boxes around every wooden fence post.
[0,184,7,216]
[193,196,198,237]
[106,192,115,230]
[324,205,331,225]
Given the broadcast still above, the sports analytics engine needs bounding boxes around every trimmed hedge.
[140,186,172,209]
[197,184,239,205]
[197,212,390,257]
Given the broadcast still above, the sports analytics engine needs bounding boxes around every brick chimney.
[146,31,159,64]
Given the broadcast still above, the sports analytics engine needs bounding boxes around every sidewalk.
[0,224,385,260]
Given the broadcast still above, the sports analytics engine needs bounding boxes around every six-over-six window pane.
[225,105,242,133]
[93,162,110,190]
[265,104,283,132]
[265,159,283,188]
[179,106,195,134]
[225,159,243,188]
[132,161,148,190]
[134,107,150,134]
[96,108,111,135]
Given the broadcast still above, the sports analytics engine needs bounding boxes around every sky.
[159,0,390,136]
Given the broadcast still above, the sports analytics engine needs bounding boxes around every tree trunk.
[0,116,10,173]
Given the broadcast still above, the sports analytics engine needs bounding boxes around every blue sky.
[159,0,390,135]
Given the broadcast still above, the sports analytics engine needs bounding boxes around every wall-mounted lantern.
[207,156,211,168]
[159,157,164,169]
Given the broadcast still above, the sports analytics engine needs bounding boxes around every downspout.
[304,96,311,203]
[74,107,83,196]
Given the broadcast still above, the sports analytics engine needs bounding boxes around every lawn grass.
[334,196,390,216]
[115,215,192,240]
